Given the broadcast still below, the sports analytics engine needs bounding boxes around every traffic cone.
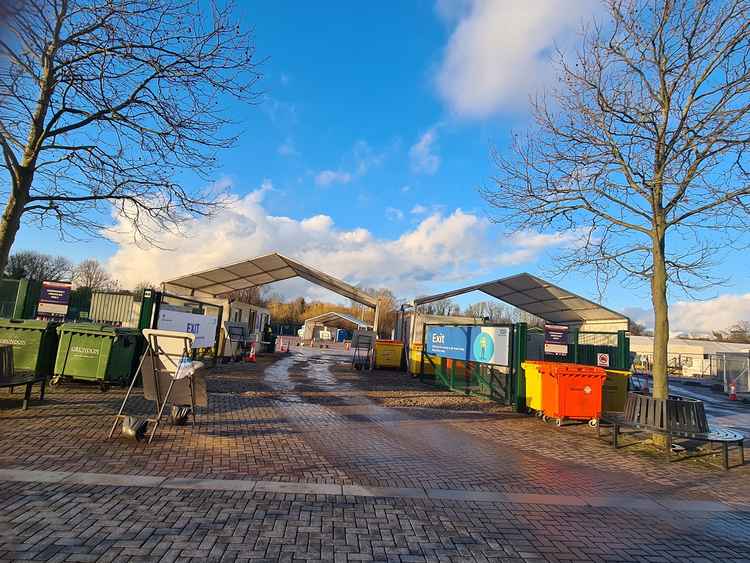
[247,342,256,363]
[729,383,737,401]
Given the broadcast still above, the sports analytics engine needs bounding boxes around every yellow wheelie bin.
[602,369,630,412]
[521,361,548,415]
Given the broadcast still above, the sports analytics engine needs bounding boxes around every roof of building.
[630,335,750,354]
[162,253,377,308]
[413,273,628,326]
[303,311,372,329]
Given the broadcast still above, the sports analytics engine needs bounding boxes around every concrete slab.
[341,485,428,499]
[505,493,588,507]
[0,469,70,483]
[585,496,664,511]
[426,488,510,503]
[62,472,166,488]
[254,481,342,496]
[655,498,732,512]
[162,478,257,491]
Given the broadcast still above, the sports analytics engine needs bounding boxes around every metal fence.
[632,351,750,384]
[422,354,512,404]
[543,331,630,370]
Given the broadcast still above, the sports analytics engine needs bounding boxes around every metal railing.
[422,353,511,404]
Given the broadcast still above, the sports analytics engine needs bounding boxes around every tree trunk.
[650,231,669,401]
[0,173,30,275]
[650,228,670,448]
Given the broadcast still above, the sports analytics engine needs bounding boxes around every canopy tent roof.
[413,273,628,326]
[303,311,372,330]
[162,253,378,308]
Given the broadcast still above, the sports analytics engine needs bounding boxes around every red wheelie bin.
[540,363,607,427]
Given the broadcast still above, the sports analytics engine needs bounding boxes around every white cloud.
[353,140,383,175]
[277,138,298,157]
[435,0,597,117]
[315,170,352,186]
[627,294,750,335]
[409,128,440,175]
[411,204,428,214]
[314,140,385,187]
[385,207,405,221]
[401,185,412,193]
[106,183,571,299]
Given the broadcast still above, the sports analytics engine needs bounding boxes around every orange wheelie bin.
[540,363,607,427]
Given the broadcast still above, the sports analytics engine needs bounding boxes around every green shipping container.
[0,318,59,375]
[54,323,139,387]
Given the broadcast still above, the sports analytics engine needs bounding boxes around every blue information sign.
[425,325,510,366]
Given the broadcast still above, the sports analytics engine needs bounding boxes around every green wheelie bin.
[54,323,139,391]
[0,318,59,376]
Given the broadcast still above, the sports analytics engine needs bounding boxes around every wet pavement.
[0,349,749,561]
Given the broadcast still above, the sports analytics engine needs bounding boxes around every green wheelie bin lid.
[56,322,138,336]
[0,318,59,375]
[54,322,139,384]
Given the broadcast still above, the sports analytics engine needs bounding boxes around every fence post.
[572,328,579,364]
[617,330,629,370]
[513,322,527,412]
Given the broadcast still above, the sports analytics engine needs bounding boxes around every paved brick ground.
[1,481,749,562]
[0,349,749,561]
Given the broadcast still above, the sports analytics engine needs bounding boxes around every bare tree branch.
[484,0,750,404]
[0,0,260,270]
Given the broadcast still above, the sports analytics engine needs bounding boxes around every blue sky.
[15,1,750,332]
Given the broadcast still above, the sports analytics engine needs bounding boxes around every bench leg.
[613,424,619,448]
[39,379,46,401]
[722,442,729,471]
[22,383,32,410]
[665,435,672,462]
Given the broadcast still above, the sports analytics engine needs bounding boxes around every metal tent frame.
[413,272,629,328]
[162,253,381,330]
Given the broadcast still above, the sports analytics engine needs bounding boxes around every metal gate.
[420,323,515,405]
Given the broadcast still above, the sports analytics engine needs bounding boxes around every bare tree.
[0,0,259,271]
[72,258,116,290]
[421,298,460,317]
[484,0,750,405]
[4,249,72,279]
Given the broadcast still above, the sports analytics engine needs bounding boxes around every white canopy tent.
[162,253,382,330]
[301,311,372,342]
[413,273,629,331]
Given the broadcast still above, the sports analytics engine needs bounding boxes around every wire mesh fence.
[632,350,750,384]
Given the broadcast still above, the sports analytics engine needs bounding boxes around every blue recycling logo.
[472,331,494,363]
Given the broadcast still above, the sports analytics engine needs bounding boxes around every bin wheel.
[49,376,61,387]
[541,414,549,423]
[555,418,563,427]
[588,419,599,428]
[99,382,110,393]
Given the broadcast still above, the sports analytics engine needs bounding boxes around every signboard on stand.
[425,325,510,366]
[544,324,569,356]
[37,280,72,319]
[157,309,218,349]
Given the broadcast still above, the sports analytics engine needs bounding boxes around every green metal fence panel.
[544,331,631,370]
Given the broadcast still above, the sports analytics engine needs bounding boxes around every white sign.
[157,310,218,349]
[476,326,511,366]
[597,353,610,367]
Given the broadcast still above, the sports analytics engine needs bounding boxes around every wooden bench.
[599,392,744,470]
[0,344,47,410]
